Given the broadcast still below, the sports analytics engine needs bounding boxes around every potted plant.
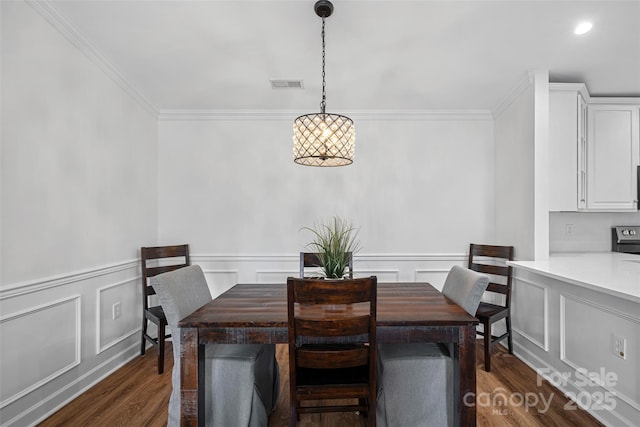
[302,216,361,279]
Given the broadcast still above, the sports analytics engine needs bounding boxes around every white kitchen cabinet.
[548,84,586,211]
[549,82,640,212]
[584,104,639,211]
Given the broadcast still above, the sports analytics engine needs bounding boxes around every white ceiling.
[50,0,640,113]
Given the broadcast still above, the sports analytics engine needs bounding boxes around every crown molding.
[587,96,640,105]
[27,0,159,118]
[492,71,535,119]
[351,110,493,122]
[158,110,298,122]
[157,109,493,122]
[546,82,640,104]
[549,82,590,101]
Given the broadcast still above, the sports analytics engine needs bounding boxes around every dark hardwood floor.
[39,342,603,427]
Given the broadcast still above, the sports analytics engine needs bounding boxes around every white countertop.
[508,252,640,303]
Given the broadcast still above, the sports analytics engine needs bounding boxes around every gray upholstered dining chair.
[151,265,280,427]
[376,265,489,427]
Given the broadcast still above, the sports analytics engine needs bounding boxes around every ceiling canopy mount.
[314,0,333,18]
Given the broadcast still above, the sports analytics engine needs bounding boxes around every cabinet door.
[549,91,580,211]
[585,105,639,211]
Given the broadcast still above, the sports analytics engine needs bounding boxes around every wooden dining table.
[178,282,478,427]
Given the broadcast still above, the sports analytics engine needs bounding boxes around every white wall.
[0,2,157,425]
[494,78,536,260]
[157,114,496,292]
[532,71,549,260]
[492,71,550,261]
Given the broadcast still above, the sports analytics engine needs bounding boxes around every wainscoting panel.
[561,294,640,409]
[97,278,141,354]
[0,295,81,408]
[512,276,548,351]
[0,260,140,427]
[511,267,640,427]
[0,253,465,426]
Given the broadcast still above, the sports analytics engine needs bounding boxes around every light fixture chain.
[320,16,326,114]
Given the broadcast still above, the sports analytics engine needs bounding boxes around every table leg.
[180,327,200,426]
[459,324,477,426]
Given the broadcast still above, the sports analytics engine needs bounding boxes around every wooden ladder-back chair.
[140,244,190,374]
[468,243,515,372]
[299,252,354,278]
[287,276,377,426]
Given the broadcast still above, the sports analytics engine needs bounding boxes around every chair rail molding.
[192,252,466,263]
[0,259,139,299]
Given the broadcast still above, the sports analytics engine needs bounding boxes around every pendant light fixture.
[293,0,355,167]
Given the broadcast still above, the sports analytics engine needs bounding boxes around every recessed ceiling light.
[574,22,593,35]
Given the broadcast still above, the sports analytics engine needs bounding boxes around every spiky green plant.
[302,216,361,279]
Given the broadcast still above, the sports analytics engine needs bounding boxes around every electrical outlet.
[112,301,121,320]
[565,224,574,237]
[613,334,626,360]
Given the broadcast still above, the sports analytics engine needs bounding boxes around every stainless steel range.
[612,226,640,254]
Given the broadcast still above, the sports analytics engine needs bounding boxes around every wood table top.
[179,282,478,329]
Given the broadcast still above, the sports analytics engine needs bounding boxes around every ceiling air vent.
[270,79,304,89]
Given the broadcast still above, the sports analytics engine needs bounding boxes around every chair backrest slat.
[468,263,509,277]
[469,244,513,259]
[486,282,508,294]
[295,316,371,338]
[296,346,369,369]
[293,279,370,304]
[145,264,188,285]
